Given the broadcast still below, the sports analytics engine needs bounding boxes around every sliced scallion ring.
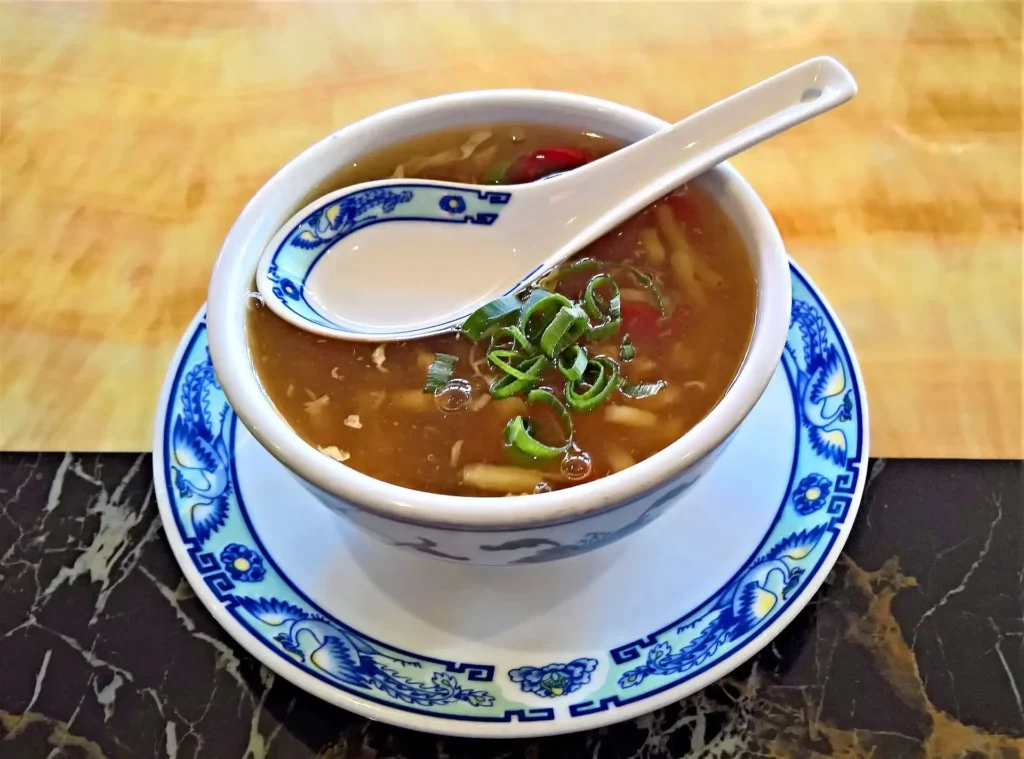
[536,257,602,290]
[558,345,588,381]
[488,325,535,353]
[486,349,537,380]
[423,353,458,393]
[539,304,589,357]
[583,274,622,340]
[583,275,621,322]
[566,357,619,411]
[502,388,574,462]
[518,291,574,343]
[627,265,667,318]
[461,295,522,340]
[620,333,635,362]
[619,379,668,399]
[489,354,548,399]
[586,317,622,341]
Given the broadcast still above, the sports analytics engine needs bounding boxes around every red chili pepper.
[504,146,592,184]
[621,303,662,337]
[666,189,702,226]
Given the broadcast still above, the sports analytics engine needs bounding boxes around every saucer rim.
[153,260,868,737]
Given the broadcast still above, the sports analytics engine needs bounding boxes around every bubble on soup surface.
[247,291,265,310]
[435,379,473,412]
[561,450,592,481]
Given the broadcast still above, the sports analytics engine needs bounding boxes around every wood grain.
[1,1,1020,457]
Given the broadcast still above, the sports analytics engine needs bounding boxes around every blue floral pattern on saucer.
[156,263,865,728]
[220,543,267,583]
[510,659,598,698]
[792,473,832,515]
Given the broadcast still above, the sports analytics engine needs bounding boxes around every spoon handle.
[540,56,857,247]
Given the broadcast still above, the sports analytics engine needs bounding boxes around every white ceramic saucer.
[153,262,868,738]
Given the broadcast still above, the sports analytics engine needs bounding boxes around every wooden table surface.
[1,1,1020,457]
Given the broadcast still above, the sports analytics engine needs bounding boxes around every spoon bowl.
[257,56,855,341]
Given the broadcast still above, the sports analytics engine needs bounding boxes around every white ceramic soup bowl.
[207,90,791,566]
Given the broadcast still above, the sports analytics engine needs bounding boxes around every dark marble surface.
[0,454,1021,758]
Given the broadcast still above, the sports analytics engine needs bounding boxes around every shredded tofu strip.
[470,393,492,412]
[672,344,697,371]
[606,445,635,473]
[393,132,492,178]
[393,389,436,412]
[627,357,657,379]
[304,394,330,416]
[459,130,492,159]
[618,288,654,304]
[472,144,498,170]
[318,445,350,463]
[461,464,545,494]
[450,440,464,468]
[693,258,724,288]
[344,414,362,429]
[660,419,686,442]
[605,404,658,427]
[491,396,528,417]
[399,149,460,176]
[372,344,388,373]
[639,227,667,265]
[468,342,495,383]
[657,205,707,309]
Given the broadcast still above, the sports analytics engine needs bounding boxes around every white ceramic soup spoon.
[256,56,856,341]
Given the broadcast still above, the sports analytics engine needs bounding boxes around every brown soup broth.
[247,124,756,496]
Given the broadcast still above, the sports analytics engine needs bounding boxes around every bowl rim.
[206,89,792,531]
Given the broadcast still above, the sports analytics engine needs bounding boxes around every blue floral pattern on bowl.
[510,658,598,698]
[157,263,865,725]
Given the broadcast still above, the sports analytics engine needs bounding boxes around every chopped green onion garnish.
[558,345,588,381]
[537,257,603,290]
[619,379,668,399]
[518,291,573,343]
[539,305,589,357]
[586,317,622,341]
[627,266,667,318]
[486,349,538,380]
[489,354,548,399]
[620,334,635,362]
[488,325,535,353]
[566,357,619,411]
[461,295,521,340]
[502,388,573,462]
[583,274,621,321]
[583,274,622,340]
[482,158,514,185]
[564,257,602,276]
[423,353,458,393]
